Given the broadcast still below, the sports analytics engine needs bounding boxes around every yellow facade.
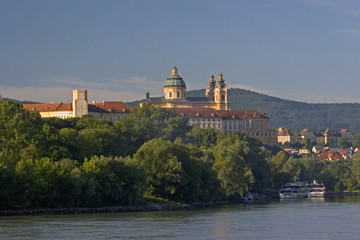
[143,65,228,110]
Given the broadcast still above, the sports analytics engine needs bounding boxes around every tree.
[212,133,254,197]
[0,101,43,162]
[115,103,191,155]
[82,155,146,205]
[134,138,207,201]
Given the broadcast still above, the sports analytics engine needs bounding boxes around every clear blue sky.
[0,0,359,103]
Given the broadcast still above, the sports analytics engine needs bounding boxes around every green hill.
[128,88,360,131]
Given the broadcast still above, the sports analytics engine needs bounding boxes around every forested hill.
[128,88,360,131]
[3,98,39,105]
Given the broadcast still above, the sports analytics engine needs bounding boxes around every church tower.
[72,90,88,117]
[205,73,216,102]
[163,65,187,100]
[214,72,228,110]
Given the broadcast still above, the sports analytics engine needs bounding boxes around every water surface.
[1,197,360,240]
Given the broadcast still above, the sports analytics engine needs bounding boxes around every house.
[312,145,323,154]
[299,147,311,155]
[282,146,294,155]
[338,129,354,143]
[277,127,292,144]
[319,150,332,159]
[341,149,352,159]
[328,152,342,161]
[298,129,316,143]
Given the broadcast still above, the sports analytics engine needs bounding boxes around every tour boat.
[307,180,326,197]
[279,181,309,199]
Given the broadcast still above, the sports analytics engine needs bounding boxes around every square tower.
[72,90,88,117]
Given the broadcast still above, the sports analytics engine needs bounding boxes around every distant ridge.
[2,98,40,105]
[127,88,360,131]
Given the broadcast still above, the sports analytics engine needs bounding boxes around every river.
[1,197,360,240]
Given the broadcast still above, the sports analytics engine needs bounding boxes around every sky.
[0,0,359,104]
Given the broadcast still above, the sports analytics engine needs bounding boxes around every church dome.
[164,65,186,88]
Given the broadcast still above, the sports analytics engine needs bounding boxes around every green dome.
[164,66,186,88]
[164,75,186,88]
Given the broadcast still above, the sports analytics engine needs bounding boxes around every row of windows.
[167,91,184,98]
[191,118,220,122]
[251,132,268,137]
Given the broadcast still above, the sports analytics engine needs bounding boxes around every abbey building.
[142,65,228,110]
[22,65,275,145]
[143,65,275,145]
[23,90,131,122]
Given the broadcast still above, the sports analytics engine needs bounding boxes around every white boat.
[279,182,309,199]
[307,180,326,197]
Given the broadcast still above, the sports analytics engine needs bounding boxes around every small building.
[319,151,330,159]
[338,129,354,143]
[312,145,323,154]
[298,129,316,143]
[328,152,342,161]
[277,127,292,144]
[341,149,352,159]
[299,146,311,155]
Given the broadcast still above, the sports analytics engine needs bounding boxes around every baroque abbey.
[23,65,276,145]
[142,65,228,110]
[142,65,275,145]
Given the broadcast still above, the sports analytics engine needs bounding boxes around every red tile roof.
[89,101,131,113]
[23,102,72,112]
[23,101,131,114]
[319,150,332,159]
[278,128,291,136]
[329,153,342,161]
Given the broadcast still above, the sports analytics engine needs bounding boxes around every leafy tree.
[82,155,146,205]
[0,101,43,162]
[15,157,59,208]
[187,127,219,148]
[134,138,205,201]
[212,133,254,197]
[115,103,191,155]
[353,132,360,146]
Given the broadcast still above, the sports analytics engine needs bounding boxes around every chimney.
[146,91,150,99]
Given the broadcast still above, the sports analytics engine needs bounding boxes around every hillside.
[2,98,39,105]
[128,88,360,131]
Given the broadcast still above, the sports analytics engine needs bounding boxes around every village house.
[312,145,323,154]
[277,128,292,144]
[299,146,311,155]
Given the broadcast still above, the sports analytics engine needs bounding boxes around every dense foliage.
[1,100,360,210]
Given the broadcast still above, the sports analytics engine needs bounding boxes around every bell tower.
[214,72,228,110]
[205,73,216,102]
[72,90,88,117]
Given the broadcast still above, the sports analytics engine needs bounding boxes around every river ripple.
[1,197,360,240]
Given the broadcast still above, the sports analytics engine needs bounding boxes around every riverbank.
[0,201,217,216]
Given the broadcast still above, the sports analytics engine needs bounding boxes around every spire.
[209,73,215,86]
[171,64,178,76]
[218,72,225,83]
